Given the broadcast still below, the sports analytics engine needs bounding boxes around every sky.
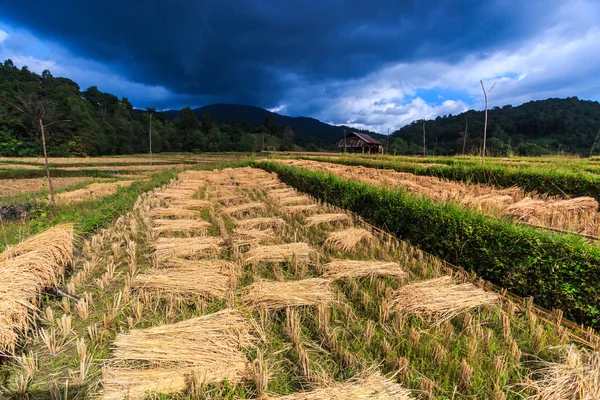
[0,0,599,134]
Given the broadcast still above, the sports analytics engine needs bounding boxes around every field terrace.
[276,159,600,239]
[0,166,598,399]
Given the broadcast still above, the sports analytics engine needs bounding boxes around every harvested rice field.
[1,164,598,400]
[277,159,600,238]
[0,176,92,197]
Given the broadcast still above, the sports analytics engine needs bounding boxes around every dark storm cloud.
[0,0,558,108]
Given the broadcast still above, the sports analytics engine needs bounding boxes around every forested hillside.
[180,103,385,147]
[389,98,600,156]
[0,60,378,156]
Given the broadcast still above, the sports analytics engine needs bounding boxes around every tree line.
[388,97,600,156]
[0,60,265,157]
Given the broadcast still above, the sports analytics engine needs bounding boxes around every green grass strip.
[257,160,600,328]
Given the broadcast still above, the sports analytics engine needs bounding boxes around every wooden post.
[462,120,468,155]
[386,128,389,154]
[422,122,426,156]
[39,119,55,208]
[480,80,496,163]
[148,113,153,165]
[590,130,600,158]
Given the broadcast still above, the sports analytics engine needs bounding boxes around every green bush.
[257,160,600,328]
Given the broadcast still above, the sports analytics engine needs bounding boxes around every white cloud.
[0,30,7,43]
[282,10,600,134]
[268,104,287,113]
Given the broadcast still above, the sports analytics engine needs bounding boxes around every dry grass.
[152,237,223,261]
[525,346,600,400]
[321,259,406,280]
[55,181,136,204]
[243,243,313,265]
[151,219,211,235]
[242,278,334,310]
[0,225,73,353]
[305,213,351,227]
[221,202,266,217]
[235,217,287,231]
[102,309,253,399]
[0,177,91,197]
[268,371,412,399]
[132,260,237,299]
[389,276,499,321]
[149,207,199,219]
[324,228,375,252]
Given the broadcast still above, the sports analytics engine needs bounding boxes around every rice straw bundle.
[322,259,405,280]
[0,224,73,262]
[110,309,253,364]
[278,195,312,206]
[235,217,286,230]
[268,371,412,399]
[268,188,296,198]
[243,243,313,265]
[178,171,210,180]
[102,309,253,399]
[132,260,237,299]
[154,189,196,200]
[242,278,334,310]
[227,229,275,254]
[152,237,223,261]
[221,202,265,217]
[152,219,211,235]
[525,345,600,400]
[149,207,199,219]
[102,366,250,400]
[219,196,251,207]
[170,199,213,210]
[0,225,73,353]
[305,213,351,227]
[101,367,190,400]
[324,228,375,252]
[389,276,499,321]
[284,204,319,214]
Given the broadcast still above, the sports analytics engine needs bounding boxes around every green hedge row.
[257,160,600,328]
[299,156,600,202]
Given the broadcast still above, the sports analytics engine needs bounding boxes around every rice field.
[277,159,600,239]
[0,176,92,197]
[1,164,598,399]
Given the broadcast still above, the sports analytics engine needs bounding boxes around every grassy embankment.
[292,155,600,201]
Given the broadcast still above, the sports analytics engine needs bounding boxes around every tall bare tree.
[3,93,69,207]
[462,120,468,155]
[480,80,496,163]
[422,121,426,156]
[590,130,600,158]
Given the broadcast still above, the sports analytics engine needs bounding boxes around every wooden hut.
[333,132,384,154]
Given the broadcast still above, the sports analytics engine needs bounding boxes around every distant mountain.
[390,97,600,156]
[165,103,384,146]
